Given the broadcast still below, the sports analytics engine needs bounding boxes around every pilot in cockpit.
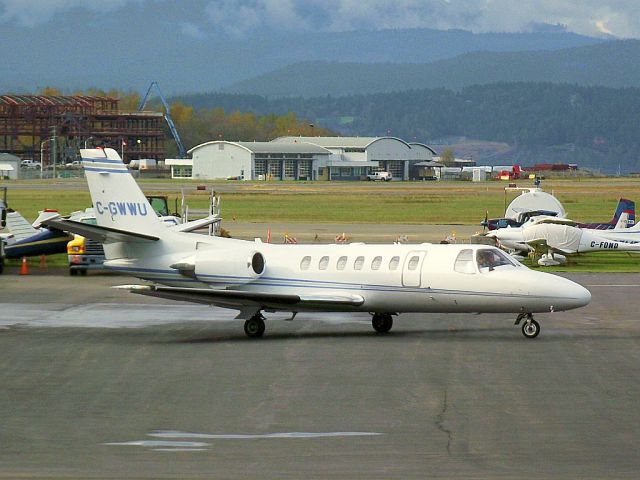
[477,249,505,272]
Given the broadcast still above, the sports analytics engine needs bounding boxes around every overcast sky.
[1,0,639,39]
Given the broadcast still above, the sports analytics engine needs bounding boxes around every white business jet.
[43,149,591,339]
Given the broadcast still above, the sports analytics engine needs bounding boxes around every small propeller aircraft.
[481,198,635,231]
[485,215,640,265]
[43,148,591,339]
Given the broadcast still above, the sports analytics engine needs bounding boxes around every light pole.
[84,136,95,149]
[40,138,53,178]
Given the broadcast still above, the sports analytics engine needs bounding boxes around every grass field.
[5,176,640,224]
[3,177,640,272]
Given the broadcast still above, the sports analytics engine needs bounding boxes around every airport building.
[273,136,437,181]
[179,141,332,180]
[0,153,19,180]
[169,136,438,181]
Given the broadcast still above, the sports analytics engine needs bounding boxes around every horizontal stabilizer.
[42,218,159,243]
[169,215,221,233]
[5,211,37,240]
[118,285,364,310]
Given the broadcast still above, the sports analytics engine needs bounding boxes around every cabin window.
[389,256,400,270]
[319,256,330,270]
[407,255,420,271]
[354,256,365,270]
[371,256,382,270]
[300,256,311,270]
[337,256,348,270]
[454,249,476,274]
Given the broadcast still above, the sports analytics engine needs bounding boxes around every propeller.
[481,210,489,233]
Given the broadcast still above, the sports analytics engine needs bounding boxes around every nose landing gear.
[515,313,540,339]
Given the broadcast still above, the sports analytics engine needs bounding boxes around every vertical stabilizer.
[612,198,635,228]
[80,148,166,238]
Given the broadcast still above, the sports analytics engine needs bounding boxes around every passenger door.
[402,251,427,287]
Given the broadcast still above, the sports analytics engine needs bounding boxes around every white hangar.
[272,136,437,181]
[167,136,437,181]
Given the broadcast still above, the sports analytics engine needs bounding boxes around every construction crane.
[137,81,187,158]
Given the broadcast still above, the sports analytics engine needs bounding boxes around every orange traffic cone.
[39,254,47,269]
[19,256,29,275]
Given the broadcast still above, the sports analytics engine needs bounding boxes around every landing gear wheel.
[522,319,541,339]
[244,315,266,338]
[372,313,393,333]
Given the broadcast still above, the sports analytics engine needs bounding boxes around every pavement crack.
[435,388,453,455]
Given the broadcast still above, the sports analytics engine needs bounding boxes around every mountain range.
[0,23,604,94]
[221,40,640,97]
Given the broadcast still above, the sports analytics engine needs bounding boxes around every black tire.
[522,319,540,339]
[244,316,265,338]
[80,269,88,276]
[372,313,393,333]
[69,269,78,276]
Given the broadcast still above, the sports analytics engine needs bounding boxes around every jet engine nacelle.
[194,247,266,286]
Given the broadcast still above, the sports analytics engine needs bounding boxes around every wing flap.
[117,285,364,310]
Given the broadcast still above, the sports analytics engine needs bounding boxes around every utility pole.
[50,126,57,179]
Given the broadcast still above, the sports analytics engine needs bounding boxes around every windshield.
[476,248,517,271]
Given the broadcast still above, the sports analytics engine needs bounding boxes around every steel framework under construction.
[0,95,165,165]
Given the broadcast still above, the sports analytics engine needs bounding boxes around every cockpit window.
[476,248,517,271]
[454,249,475,274]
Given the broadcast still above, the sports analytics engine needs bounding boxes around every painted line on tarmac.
[586,284,640,287]
[105,430,384,452]
[149,430,384,439]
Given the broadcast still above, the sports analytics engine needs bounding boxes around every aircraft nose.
[555,276,591,310]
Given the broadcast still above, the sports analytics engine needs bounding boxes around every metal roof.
[189,141,331,155]
[409,142,438,155]
[272,136,413,149]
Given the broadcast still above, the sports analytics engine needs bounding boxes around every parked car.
[20,159,41,169]
[366,171,392,181]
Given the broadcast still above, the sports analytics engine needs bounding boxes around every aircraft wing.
[118,284,365,310]
[42,218,159,243]
[525,238,573,256]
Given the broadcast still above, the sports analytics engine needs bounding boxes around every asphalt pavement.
[1,272,639,478]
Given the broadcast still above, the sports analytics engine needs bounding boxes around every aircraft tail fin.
[611,198,635,228]
[80,148,167,239]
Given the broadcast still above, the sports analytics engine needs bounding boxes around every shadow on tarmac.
[151,326,638,345]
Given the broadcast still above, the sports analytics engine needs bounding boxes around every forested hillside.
[174,82,640,173]
[221,40,640,97]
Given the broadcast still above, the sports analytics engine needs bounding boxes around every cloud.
[1,0,639,38]
[0,0,133,27]
[201,0,640,38]
[595,20,613,35]
[180,21,207,39]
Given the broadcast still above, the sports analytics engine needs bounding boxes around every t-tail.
[80,148,167,239]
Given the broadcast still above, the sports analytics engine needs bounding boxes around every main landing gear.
[515,313,541,339]
[371,313,394,333]
[244,313,266,338]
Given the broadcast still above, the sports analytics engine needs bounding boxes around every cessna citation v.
[44,149,591,339]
